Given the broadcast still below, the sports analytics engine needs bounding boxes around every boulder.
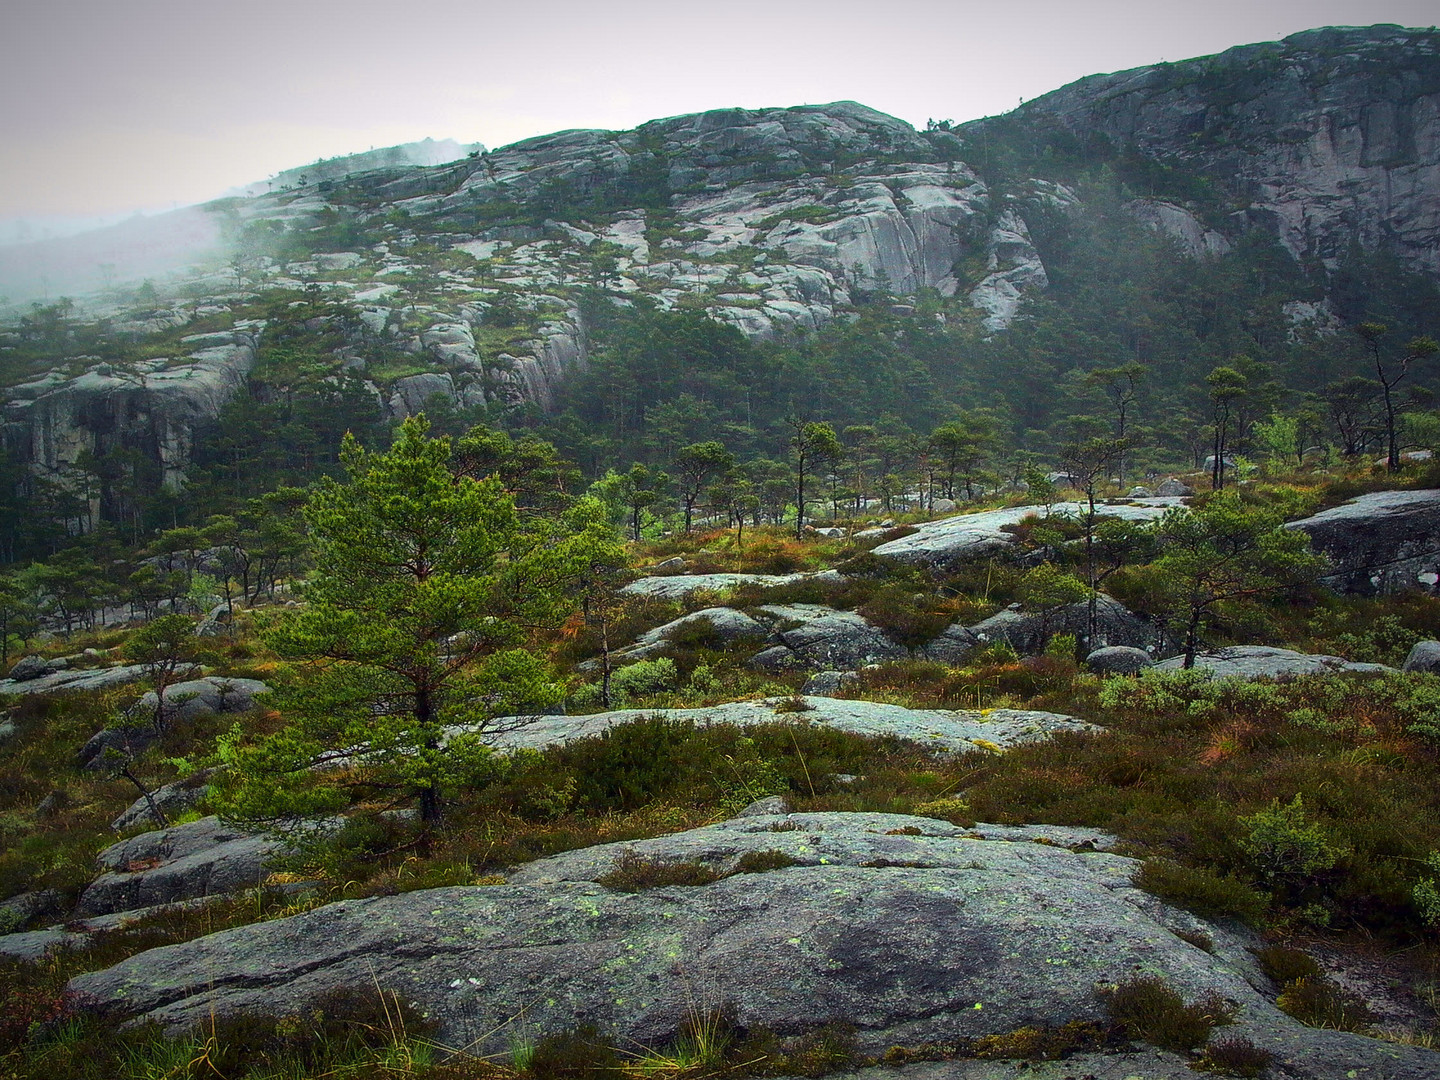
[1086,645,1155,675]
[1402,640,1440,674]
[0,929,89,962]
[760,604,908,669]
[0,889,64,933]
[6,654,55,681]
[110,772,215,832]
[800,670,858,696]
[68,811,1438,1078]
[620,570,842,600]
[869,500,1176,570]
[130,677,269,725]
[1155,478,1194,497]
[469,696,1096,756]
[75,816,291,918]
[1285,489,1440,595]
[1126,486,1155,498]
[966,595,1168,655]
[1152,646,1393,679]
[195,603,231,637]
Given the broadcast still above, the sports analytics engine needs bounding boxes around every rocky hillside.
[970,25,1440,280]
[1,24,1438,524]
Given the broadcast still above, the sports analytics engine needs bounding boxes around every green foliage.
[213,417,617,826]
[1133,858,1267,924]
[1239,795,1345,890]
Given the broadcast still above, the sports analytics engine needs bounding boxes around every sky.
[1,0,1437,233]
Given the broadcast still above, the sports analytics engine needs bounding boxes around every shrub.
[1102,974,1235,1052]
[1254,944,1321,986]
[1196,1035,1275,1077]
[735,849,800,874]
[1134,859,1268,924]
[969,1020,1107,1060]
[1276,976,1375,1032]
[1239,795,1345,889]
[596,851,724,892]
[526,1024,623,1080]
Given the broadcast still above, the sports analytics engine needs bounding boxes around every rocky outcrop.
[603,607,769,665]
[110,773,214,832]
[621,570,842,600]
[869,499,1180,570]
[68,811,1439,1078]
[2,327,260,517]
[967,595,1170,655]
[1152,646,1393,679]
[1285,488,1440,595]
[1403,640,1440,673]
[75,816,290,918]
[0,662,152,698]
[985,26,1440,280]
[471,696,1094,756]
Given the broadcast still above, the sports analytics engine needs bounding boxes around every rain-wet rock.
[1152,646,1393,679]
[1402,640,1440,674]
[1285,488,1440,596]
[1086,645,1155,675]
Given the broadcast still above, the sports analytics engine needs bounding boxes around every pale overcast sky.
[1,0,1437,225]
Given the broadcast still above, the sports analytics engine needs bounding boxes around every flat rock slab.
[621,570,842,600]
[0,663,152,697]
[76,816,289,917]
[1286,488,1440,595]
[507,811,1124,884]
[476,697,1097,755]
[1152,646,1394,679]
[69,811,1435,1078]
[870,500,1180,569]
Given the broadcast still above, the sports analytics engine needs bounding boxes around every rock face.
[131,676,269,724]
[605,608,768,663]
[988,26,1440,280]
[1152,646,1393,679]
[75,816,289,918]
[621,571,841,600]
[110,773,214,832]
[69,811,1438,1078]
[475,696,1095,756]
[2,329,260,517]
[1285,489,1440,595]
[869,500,1180,570]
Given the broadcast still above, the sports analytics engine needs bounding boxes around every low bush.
[1101,974,1236,1052]
[596,851,725,891]
[1195,1035,1275,1077]
[1134,859,1268,924]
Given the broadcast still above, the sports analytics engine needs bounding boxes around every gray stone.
[913,623,980,666]
[800,670,858,696]
[0,889,64,933]
[1402,640,1440,674]
[1285,489,1440,596]
[620,570,842,600]
[0,718,14,745]
[6,654,54,681]
[1126,486,1155,498]
[1155,478,1194,497]
[69,811,1439,1077]
[129,676,269,725]
[966,594,1168,655]
[76,816,291,917]
[731,795,791,817]
[0,928,89,962]
[763,604,908,669]
[0,662,154,698]
[870,500,1178,570]
[110,773,214,832]
[469,696,1095,756]
[1152,646,1394,679]
[1086,645,1155,675]
[611,608,769,663]
[195,603,231,637]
